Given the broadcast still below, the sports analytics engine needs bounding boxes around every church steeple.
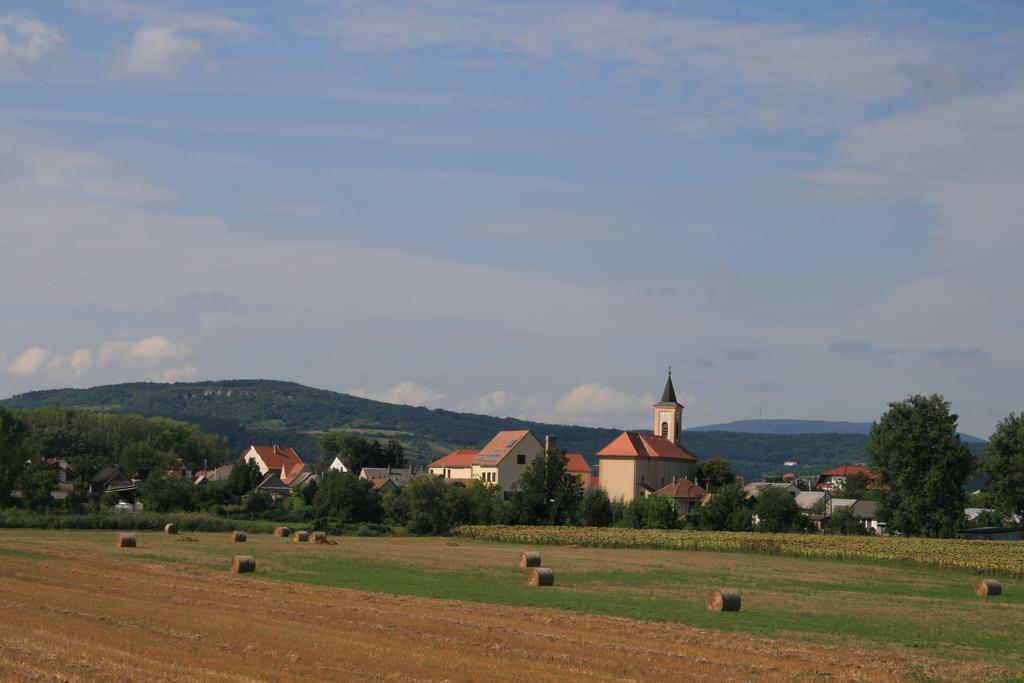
[653,368,684,445]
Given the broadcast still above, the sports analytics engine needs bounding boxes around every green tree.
[311,470,382,523]
[227,459,263,498]
[829,507,864,535]
[697,458,734,490]
[690,484,752,531]
[985,413,1024,521]
[0,407,29,506]
[381,440,407,468]
[385,474,460,534]
[834,472,872,500]
[143,471,196,512]
[17,462,58,511]
[510,447,584,525]
[867,394,975,537]
[621,495,678,529]
[754,487,801,532]
[120,442,176,480]
[577,487,614,527]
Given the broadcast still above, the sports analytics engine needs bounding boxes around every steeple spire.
[660,367,678,404]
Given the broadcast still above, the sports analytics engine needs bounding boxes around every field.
[1,530,1022,681]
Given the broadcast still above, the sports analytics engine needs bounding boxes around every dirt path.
[0,542,1012,682]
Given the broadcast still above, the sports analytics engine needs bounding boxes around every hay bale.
[528,567,555,587]
[164,523,178,535]
[518,551,541,568]
[312,531,328,544]
[976,579,1003,596]
[293,530,309,543]
[707,588,741,612]
[231,555,256,574]
[274,526,291,538]
[116,533,136,548]
[231,531,247,543]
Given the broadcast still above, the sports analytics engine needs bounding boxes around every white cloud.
[350,381,448,408]
[3,336,193,382]
[0,15,63,71]
[115,26,204,77]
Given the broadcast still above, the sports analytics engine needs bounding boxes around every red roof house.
[815,465,879,491]
[242,445,305,484]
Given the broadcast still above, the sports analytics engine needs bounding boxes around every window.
[661,421,669,437]
[517,453,526,465]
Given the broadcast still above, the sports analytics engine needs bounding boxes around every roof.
[743,482,800,498]
[90,466,121,485]
[658,371,679,405]
[596,432,697,462]
[472,430,533,465]
[794,491,826,510]
[819,465,879,479]
[654,477,706,501]
[369,477,398,493]
[429,449,480,469]
[288,471,319,489]
[246,445,304,472]
[281,462,306,485]
[851,500,879,519]
[563,453,591,475]
[256,471,291,493]
[830,498,857,510]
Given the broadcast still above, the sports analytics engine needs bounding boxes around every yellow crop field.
[456,525,1024,576]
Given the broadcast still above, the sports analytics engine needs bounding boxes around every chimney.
[545,435,556,454]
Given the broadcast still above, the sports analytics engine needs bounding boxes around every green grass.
[4,530,1023,669]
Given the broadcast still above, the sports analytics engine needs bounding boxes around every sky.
[1,0,1023,437]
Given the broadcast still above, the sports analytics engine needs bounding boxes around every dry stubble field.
[0,529,1021,682]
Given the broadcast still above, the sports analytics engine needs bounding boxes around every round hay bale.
[518,551,541,568]
[707,588,741,612]
[274,526,291,538]
[231,555,256,574]
[164,523,178,535]
[231,531,247,543]
[976,579,1003,596]
[116,533,136,549]
[528,567,555,587]
[312,531,328,544]
[293,530,309,543]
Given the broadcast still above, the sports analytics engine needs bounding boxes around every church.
[596,371,698,502]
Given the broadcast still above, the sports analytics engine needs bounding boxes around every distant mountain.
[691,418,985,444]
[2,380,972,479]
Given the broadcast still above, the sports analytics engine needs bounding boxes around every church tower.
[653,369,683,445]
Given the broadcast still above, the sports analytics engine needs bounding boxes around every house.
[328,456,351,474]
[428,449,480,480]
[241,445,306,485]
[597,372,697,502]
[359,466,413,488]
[564,453,593,487]
[255,471,292,502]
[469,430,546,493]
[368,477,400,494]
[654,476,706,516]
[43,458,76,484]
[816,465,879,492]
[89,466,137,502]
[828,498,857,515]
[194,463,233,485]
[794,490,826,511]
[784,460,798,468]
[850,500,883,534]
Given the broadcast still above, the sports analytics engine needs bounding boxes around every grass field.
[1,529,1021,681]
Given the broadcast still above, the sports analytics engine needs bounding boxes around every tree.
[381,440,407,468]
[510,447,584,525]
[227,459,263,498]
[143,471,196,513]
[829,507,864,535]
[834,472,872,500]
[18,462,58,511]
[311,471,382,523]
[320,432,397,472]
[754,487,801,532]
[697,458,734,490]
[120,442,176,480]
[985,413,1024,521]
[385,474,460,535]
[0,407,29,506]
[866,394,975,537]
[577,487,613,527]
[621,495,677,529]
[690,484,752,531]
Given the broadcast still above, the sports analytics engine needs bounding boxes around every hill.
[3,379,885,479]
[691,418,985,443]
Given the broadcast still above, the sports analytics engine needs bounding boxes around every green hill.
[2,379,880,479]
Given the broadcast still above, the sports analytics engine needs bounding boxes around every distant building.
[470,431,545,493]
[654,477,706,516]
[90,466,137,502]
[815,465,879,492]
[428,449,480,480]
[359,466,413,488]
[597,372,698,502]
[241,444,305,485]
[743,482,800,499]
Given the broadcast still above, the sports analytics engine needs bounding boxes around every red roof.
[246,445,303,472]
[596,432,697,462]
[654,477,706,500]
[429,449,480,468]
[473,430,532,465]
[563,453,591,475]
[819,465,878,479]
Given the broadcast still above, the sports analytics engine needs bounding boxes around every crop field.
[0,530,1022,681]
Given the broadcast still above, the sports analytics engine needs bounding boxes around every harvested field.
[0,530,1021,681]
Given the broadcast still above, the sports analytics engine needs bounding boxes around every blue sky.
[2,1,1023,437]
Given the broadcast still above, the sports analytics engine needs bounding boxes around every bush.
[577,487,613,527]
[754,487,801,532]
[621,496,678,529]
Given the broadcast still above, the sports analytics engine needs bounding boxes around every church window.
[661,421,669,437]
